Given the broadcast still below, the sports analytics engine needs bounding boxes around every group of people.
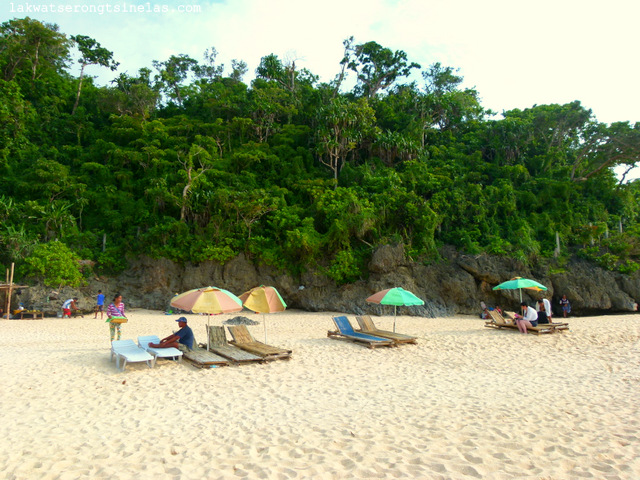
[61,291,194,349]
[513,294,571,334]
[107,295,193,350]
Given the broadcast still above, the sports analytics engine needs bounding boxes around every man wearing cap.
[149,317,194,350]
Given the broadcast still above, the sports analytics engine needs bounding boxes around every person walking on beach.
[107,294,126,342]
[559,295,571,318]
[514,302,538,334]
[149,317,194,350]
[94,290,105,319]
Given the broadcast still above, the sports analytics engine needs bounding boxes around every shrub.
[22,241,85,287]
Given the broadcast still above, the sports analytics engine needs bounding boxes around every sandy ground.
[1,309,639,480]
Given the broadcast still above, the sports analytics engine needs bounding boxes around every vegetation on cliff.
[1,18,639,287]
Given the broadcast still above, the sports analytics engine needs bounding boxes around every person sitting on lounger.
[536,299,551,324]
[149,317,194,350]
[536,297,553,323]
[513,302,538,334]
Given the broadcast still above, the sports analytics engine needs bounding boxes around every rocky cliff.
[17,245,640,318]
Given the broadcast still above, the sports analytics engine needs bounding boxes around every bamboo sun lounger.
[484,309,569,335]
[175,331,230,368]
[355,315,418,344]
[177,344,230,368]
[227,325,292,360]
[328,316,395,348]
[206,325,263,364]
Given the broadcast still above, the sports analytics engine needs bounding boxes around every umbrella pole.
[207,316,210,351]
[393,305,397,333]
[263,314,267,343]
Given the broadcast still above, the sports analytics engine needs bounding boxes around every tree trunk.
[72,64,86,115]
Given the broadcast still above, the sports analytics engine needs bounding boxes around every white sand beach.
[1,310,639,479]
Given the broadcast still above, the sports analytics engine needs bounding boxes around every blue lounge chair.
[138,335,183,364]
[328,316,395,348]
[110,339,155,371]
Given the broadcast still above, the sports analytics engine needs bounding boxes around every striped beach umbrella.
[366,287,424,332]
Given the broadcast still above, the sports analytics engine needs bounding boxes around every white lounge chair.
[110,339,155,371]
[138,335,183,364]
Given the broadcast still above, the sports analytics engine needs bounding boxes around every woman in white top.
[515,302,538,334]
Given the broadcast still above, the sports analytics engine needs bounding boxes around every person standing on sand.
[107,294,126,342]
[94,290,105,319]
[560,295,571,318]
[514,302,538,334]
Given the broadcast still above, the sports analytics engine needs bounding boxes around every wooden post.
[3,267,7,318]
[102,233,107,252]
[6,263,14,319]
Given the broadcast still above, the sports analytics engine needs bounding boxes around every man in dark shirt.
[149,317,195,350]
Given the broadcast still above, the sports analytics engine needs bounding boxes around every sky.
[3,0,639,177]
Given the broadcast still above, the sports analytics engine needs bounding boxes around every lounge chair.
[328,316,395,348]
[227,325,292,360]
[110,339,155,371]
[485,309,569,335]
[206,326,263,364]
[138,335,183,364]
[175,333,230,368]
[355,315,418,344]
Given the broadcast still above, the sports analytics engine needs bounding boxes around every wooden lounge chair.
[485,309,569,335]
[177,343,230,368]
[173,332,229,368]
[206,325,263,364]
[328,316,395,348]
[355,315,418,344]
[227,325,292,360]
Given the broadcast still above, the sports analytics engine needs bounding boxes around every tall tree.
[70,35,118,115]
[193,46,224,80]
[152,54,197,106]
[349,41,420,98]
[315,97,376,183]
[0,18,70,83]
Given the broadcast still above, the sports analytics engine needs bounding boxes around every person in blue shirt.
[149,317,194,350]
[94,290,106,319]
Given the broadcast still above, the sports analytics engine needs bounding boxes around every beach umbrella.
[365,287,424,332]
[239,285,287,343]
[492,277,547,303]
[170,286,243,315]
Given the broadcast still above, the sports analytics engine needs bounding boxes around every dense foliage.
[1,18,639,286]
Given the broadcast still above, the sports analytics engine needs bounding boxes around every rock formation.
[16,245,640,318]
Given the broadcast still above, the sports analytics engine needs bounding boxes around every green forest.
[1,17,639,288]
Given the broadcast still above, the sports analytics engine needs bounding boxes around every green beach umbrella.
[492,277,547,303]
[366,287,424,332]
